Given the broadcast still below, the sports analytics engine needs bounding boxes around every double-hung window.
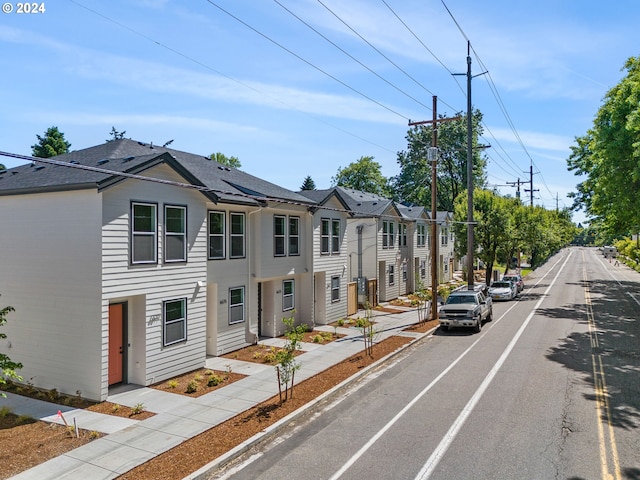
[274,215,286,256]
[383,221,389,248]
[321,219,330,254]
[400,224,407,247]
[283,279,294,311]
[420,260,426,278]
[441,227,448,246]
[289,216,300,256]
[229,287,245,324]
[388,222,395,248]
[208,211,225,259]
[331,219,340,253]
[230,213,245,258]
[131,202,157,264]
[417,224,426,247]
[402,262,407,282]
[163,298,186,346]
[164,205,186,262]
[331,276,340,302]
[388,265,395,285]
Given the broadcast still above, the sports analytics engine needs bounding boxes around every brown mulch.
[86,402,155,420]
[403,319,440,333]
[118,335,413,480]
[149,368,247,398]
[0,413,102,479]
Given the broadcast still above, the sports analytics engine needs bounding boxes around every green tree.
[391,110,487,211]
[209,152,241,169]
[0,164,5,171]
[332,156,390,196]
[453,189,511,284]
[1,300,22,397]
[300,175,316,191]
[567,56,640,236]
[31,126,71,158]
[106,127,126,142]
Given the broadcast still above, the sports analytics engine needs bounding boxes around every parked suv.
[439,289,493,333]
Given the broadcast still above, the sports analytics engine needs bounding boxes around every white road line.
[413,250,573,480]
[328,252,569,480]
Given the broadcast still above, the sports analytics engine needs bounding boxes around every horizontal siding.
[217,327,250,356]
[0,190,103,400]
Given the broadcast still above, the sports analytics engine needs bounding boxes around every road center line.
[328,252,570,480]
[413,250,574,480]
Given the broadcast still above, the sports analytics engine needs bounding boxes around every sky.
[2,0,639,225]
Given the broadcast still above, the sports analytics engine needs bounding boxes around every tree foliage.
[300,175,316,191]
[1,299,22,396]
[106,127,126,142]
[391,110,487,211]
[31,126,71,158]
[0,164,5,171]
[453,190,576,278]
[332,156,390,196]
[209,152,241,169]
[567,56,640,236]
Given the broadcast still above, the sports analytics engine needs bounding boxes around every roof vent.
[34,165,45,171]
[0,170,6,175]
[12,171,19,175]
[97,159,109,165]
[218,166,224,170]
[122,156,135,163]
[225,167,230,171]
[138,141,146,146]
[69,160,79,164]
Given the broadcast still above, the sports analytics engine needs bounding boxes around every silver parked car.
[488,280,517,301]
[502,274,524,293]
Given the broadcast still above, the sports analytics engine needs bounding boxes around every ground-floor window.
[389,265,395,286]
[283,279,295,311]
[229,287,245,324]
[163,298,186,346]
[331,276,340,302]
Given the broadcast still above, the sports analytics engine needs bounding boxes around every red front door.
[108,304,124,385]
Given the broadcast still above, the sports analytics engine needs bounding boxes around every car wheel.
[487,309,493,322]
[474,318,482,333]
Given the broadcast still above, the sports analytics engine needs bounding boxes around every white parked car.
[488,280,517,301]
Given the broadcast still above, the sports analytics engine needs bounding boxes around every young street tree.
[391,110,487,211]
[1,300,22,396]
[209,152,241,169]
[300,175,316,191]
[567,56,640,236]
[31,126,71,158]
[332,156,390,197]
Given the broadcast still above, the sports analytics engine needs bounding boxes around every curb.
[185,326,436,480]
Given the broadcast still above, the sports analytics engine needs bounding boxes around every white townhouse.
[298,189,351,325]
[0,139,316,401]
[397,204,432,293]
[436,211,456,283]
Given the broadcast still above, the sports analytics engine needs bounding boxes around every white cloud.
[487,127,573,153]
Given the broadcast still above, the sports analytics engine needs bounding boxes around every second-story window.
[389,222,395,248]
[208,211,225,259]
[399,224,407,247]
[230,212,245,258]
[131,202,157,264]
[274,215,286,256]
[383,221,395,248]
[164,205,186,263]
[321,218,330,254]
[331,219,340,253]
[417,224,426,247]
[441,227,449,246]
[289,216,300,256]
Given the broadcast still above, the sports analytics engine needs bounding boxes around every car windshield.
[504,276,518,282]
[446,295,476,304]
[491,282,511,288]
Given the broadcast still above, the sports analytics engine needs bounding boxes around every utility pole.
[408,96,460,321]
[506,177,526,200]
[524,164,539,207]
[454,42,486,291]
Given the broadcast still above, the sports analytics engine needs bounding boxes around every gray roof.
[397,204,430,220]
[300,187,399,218]
[0,139,315,207]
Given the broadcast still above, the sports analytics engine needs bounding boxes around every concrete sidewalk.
[3,307,430,480]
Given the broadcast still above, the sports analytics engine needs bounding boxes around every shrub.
[131,403,145,414]
[186,380,199,394]
[207,375,222,387]
[166,380,179,389]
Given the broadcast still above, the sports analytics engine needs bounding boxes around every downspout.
[356,224,364,279]
[247,206,262,344]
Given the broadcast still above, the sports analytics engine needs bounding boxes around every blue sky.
[2,0,639,224]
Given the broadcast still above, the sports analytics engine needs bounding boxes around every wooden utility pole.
[408,96,460,321]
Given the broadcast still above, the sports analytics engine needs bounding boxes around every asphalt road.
[206,247,640,480]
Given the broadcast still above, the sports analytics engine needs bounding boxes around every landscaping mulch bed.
[150,368,247,398]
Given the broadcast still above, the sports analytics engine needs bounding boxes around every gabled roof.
[0,139,315,207]
[301,186,399,218]
[436,211,453,223]
[397,204,430,221]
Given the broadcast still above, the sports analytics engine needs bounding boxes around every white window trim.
[289,216,300,256]
[131,201,157,264]
[321,218,330,255]
[230,212,246,259]
[274,215,286,257]
[331,276,340,302]
[331,219,340,254]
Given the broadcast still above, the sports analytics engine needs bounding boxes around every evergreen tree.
[31,126,71,158]
[300,176,316,190]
